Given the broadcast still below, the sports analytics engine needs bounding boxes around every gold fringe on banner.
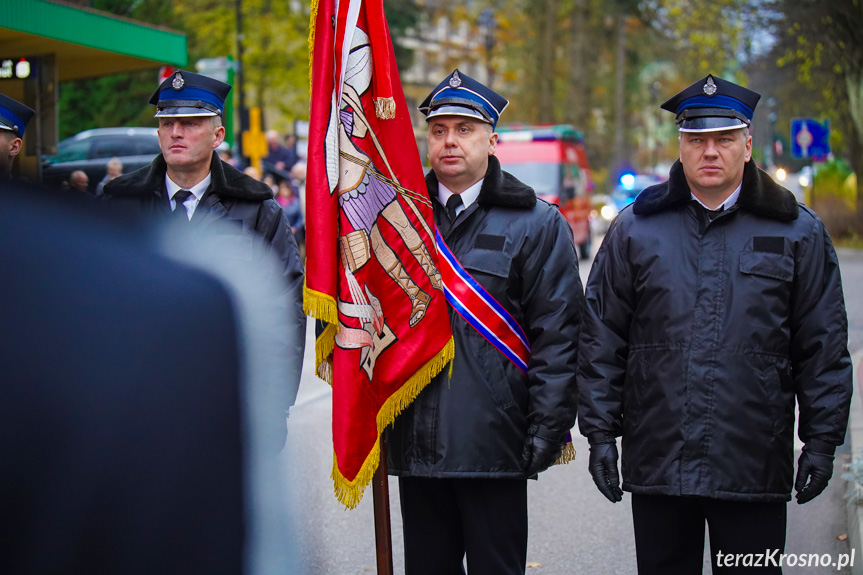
[307,0,318,94]
[303,285,338,325]
[332,337,455,509]
[304,284,338,385]
[554,441,577,466]
[374,97,396,120]
[315,322,337,385]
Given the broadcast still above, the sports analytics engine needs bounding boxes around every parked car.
[42,127,160,191]
[611,173,664,211]
[590,193,617,236]
[591,174,665,238]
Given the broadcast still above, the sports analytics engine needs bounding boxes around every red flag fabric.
[305,0,454,508]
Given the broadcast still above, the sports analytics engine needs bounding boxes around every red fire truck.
[494,124,594,259]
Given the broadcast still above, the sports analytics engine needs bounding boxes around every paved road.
[280,244,863,574]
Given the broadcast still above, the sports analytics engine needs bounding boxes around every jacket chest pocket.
[739,250,793,282]
[458,248,521,411]
[212,219,255,262]
[458,247,513,304]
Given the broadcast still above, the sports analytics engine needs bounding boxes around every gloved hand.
[521,426,564,477]
[588,438,623,503]
[795,440,836,504]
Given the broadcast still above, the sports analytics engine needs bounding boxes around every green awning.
[3,0,187,82]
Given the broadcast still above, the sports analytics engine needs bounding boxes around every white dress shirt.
[691,182,742,211]
[437,179,484,218]
[166,173,212,220]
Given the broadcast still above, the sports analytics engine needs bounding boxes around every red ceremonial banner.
[305,0,454,508]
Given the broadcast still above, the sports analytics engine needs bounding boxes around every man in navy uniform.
[578,74,852,574]
[0,93,35,179]
[103,70,306,448]
[386,69,584,575]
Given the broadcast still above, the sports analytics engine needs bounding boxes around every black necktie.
[708,205,725,220]
[173,190,192,222]
[692,200,724,221]
[446,194,463,223]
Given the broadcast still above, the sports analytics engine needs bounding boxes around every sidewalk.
[846,348,863,575]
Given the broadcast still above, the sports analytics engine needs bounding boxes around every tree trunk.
[537,0,558,122]
[567,0,590,129]
[610,12,626,186]
[845,71,863,233]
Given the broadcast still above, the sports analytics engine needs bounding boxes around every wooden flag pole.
[373,434,394,575]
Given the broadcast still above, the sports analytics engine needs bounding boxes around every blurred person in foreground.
[386,69,584,575]
[102,70,306,448]
[0,181,243,574]
[0,93,35,179]
[577,74,853,574]
[0,180,304,574]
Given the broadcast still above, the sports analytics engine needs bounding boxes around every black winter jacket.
[386,155,584,478]
[103,152,306,411]
[577,159,852,502]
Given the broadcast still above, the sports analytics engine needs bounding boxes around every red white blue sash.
[435,229,530,374]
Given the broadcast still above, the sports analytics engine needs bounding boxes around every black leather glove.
[588,436,623,503]
[521,426,564,477]
[795,440,836,504]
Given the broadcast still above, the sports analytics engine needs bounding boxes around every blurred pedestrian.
[219,146,240,169]
[95,157,123,196]
[69,170,90,194]
[283,133,298,154]
[263,173,278,195]
[386,69,584,575]
[244,165,262,180]
[578,74,853,575]
[263,130,297,181]
[0,93,35,179]
[276,179,304,254]
[101,70,306,449]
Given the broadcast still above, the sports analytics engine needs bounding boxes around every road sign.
[791,118,830,160]
[0,57,34,80]
[158,65,174,84]
[195,57,232,83]
[242,106,267,173]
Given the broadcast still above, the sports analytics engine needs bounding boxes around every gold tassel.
[374,97,396,120]
[315,322,337,385]
[554,442,577,466]
[330,337,455,509]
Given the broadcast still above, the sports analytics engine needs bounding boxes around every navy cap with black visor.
[149,70,231,118]
[661,74,761,133]
[0,93,35,138]
[418,69,509,129]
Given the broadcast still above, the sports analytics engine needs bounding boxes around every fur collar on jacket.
[634,159,799,222]
[425,154,536,209]
[104,151,274,201]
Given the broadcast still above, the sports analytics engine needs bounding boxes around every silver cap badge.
[172,72,185,90]
[703,76,717,96]
[448,71,462,88]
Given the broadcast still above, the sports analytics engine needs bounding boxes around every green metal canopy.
[2,0,187,82]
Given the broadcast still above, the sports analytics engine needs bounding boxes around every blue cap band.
[158,86,224,114]
[677,94,754,121]
[0,104,25,137]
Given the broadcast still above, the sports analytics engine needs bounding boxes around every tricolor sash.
[435,229,530,373]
